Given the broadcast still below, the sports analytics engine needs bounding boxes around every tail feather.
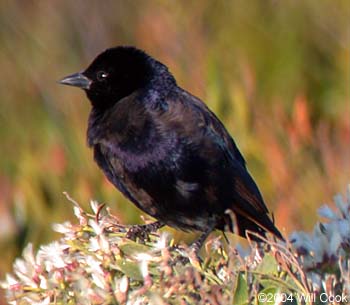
[223,211,284,242]
[236,215,284,241]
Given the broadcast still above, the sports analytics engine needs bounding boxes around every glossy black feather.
[60,46,283,241]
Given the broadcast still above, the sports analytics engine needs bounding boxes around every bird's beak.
[58,72,92,90]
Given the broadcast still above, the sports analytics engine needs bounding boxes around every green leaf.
[118,241,151,256]
[115,259,143,281]
[233,272,249,305]
[256,254,278,275]
[260,276,300,294]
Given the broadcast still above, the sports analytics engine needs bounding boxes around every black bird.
[59,46,283,250]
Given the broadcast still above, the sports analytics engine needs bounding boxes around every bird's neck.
[146,60,177,97]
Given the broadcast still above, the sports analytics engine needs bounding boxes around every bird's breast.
[103,135,180,173]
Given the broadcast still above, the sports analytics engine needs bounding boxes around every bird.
[59,46,283,250]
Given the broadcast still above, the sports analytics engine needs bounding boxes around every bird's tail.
[224,210,284,242]
[236,215,284,242]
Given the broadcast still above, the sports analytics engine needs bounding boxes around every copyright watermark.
[257,292,349,303]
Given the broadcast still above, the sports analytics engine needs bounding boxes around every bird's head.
[59,46,172,109]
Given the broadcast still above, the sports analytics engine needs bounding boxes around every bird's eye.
[97,71,109,81]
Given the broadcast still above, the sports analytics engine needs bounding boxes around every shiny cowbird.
[59,46,283,250]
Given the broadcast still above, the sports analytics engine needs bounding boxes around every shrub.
[2,187,350,305]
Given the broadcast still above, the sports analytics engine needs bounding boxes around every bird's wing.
[188,100,282,237]
[151,89,283,240]
[202,107,270,215]
[199,114,281,237]
[157,90,269,215]
[183,91,247,169]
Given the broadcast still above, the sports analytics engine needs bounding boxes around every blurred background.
[0,0,349,301]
